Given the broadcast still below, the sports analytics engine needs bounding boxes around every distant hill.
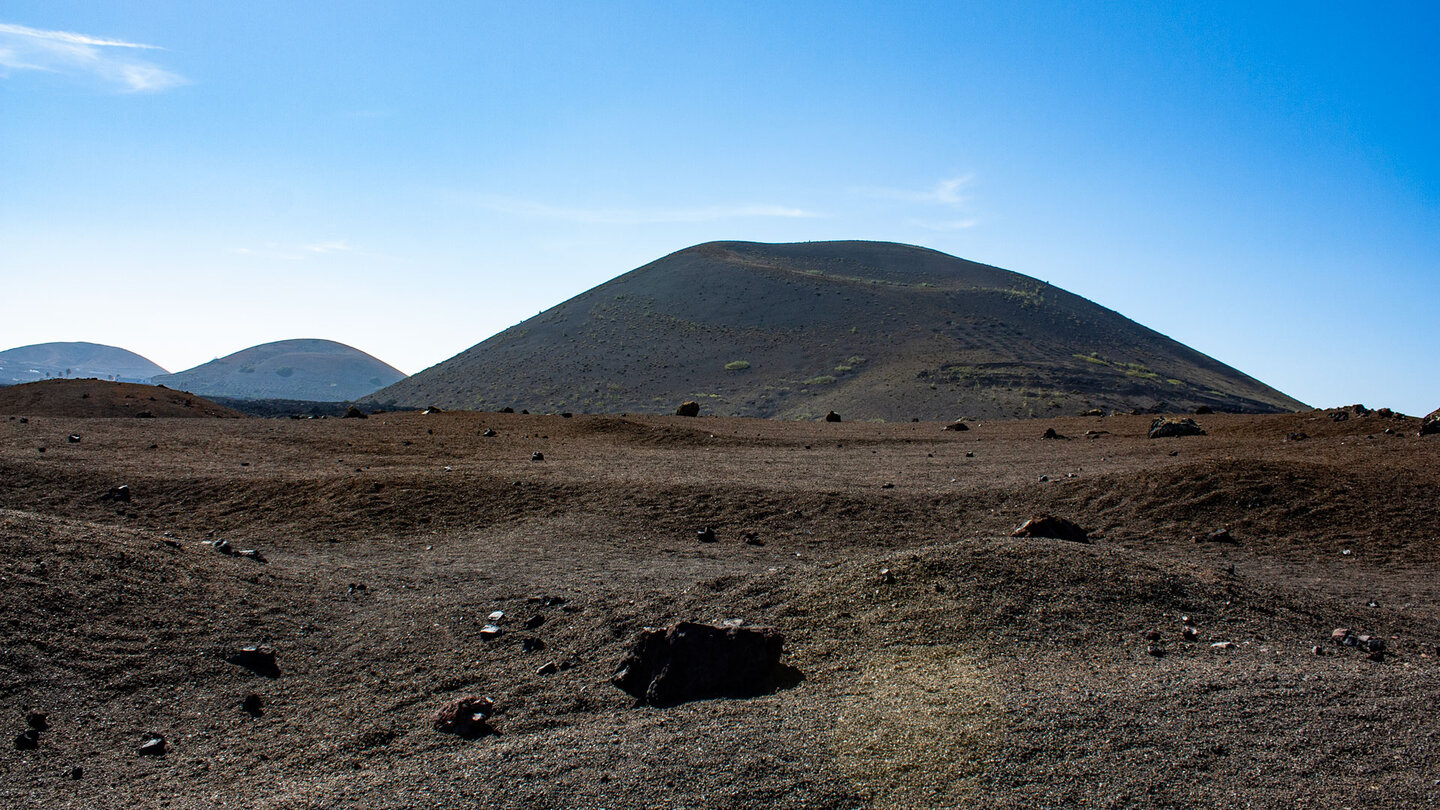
[0,379,241,418]
[154,339,405,402]
[0,342,168,385]
[368,240,1305,420]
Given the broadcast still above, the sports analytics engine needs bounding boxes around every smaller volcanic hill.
[0,342,167,385]
[155,339,406,402]
[0,379,241,418]
[370,240,1305,419]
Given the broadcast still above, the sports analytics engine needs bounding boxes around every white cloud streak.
[232,241,354,261]
[854,174,980,230]
[0,21,186,92]
[467,194,820,224]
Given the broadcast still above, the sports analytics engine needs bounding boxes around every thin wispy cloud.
[0,22,186,92]
[466,194,819,225]
[233,240,354,261]
[854,174,980,231]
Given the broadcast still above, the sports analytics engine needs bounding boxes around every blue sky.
[2,2,1436,414]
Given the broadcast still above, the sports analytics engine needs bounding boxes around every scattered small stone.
[103,484,131,502]
[878,568,895,584]
[348,583,367,594]
[1329,411,1350,422]
[1182,626,1199,642]
[137,735,167,756]
[560,412,573,419]
[1082,408,1105,417]
[1194,405,1213,414]
[212,539,234,555]
[227,645,279,677]
[1211,641,1235,650]
[1037,475,1049,482]
[824,411,842,423]
[1148,418,1206,439]
[537,661,559,676]
[237,549,267,562]
[1012,514,1089,544]
[423,406,444,415]
[1312,645,1324,656]
[965,451,974,457]
[696,527,717,543]
[433,696,494,737]
[675,401,700,417]
[1286,432,1308,442]
[134,410,154,419]
[481,428,497,437]
[25,711,48,731]
[1144,630,1163,642]
[522,637,545,653]
[1147,645,1166,658]
[343,405,367,419]
[742,532,763,546]
[67,434,81,443]
[524,615,545,630]
[241,694,264,717]
[1041,427,1063,440]
[500,407,514,414]
[1367,599,1379,609]
[488,610,505,622]
[881,482,895,489]
[479,624,503,639]
[943,420,969,431]
[68,766,82,780]
[14,729,39,750]
[530,451,545,461]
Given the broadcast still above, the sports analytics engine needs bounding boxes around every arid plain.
[3,394,1438,808]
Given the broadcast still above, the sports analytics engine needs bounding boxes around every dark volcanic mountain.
[155,339,405,402]
[370,241,1304,419]
[0,341,167,385]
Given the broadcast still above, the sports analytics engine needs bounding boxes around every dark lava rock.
[135,410,155,418]
[1194,405,1213,414]
[612,622,790,707]
[500,407,514,413]
[696,526,717,543]
[942,420,969,431]
[676,401,700,417]
[524,614,545,630]
[1082,408,1105,417]
[522,637,546,654]
[1286,432,1308,441]
[343,405,367,419]
[15,729,39,750]
[824,411,842,423]
[423,406,444,414]
[433,695,495,737]
[1421,415,1440,435]
[237,548,267,562]
[137,735,167,756]
[1041,427,1064,440]
[1329,411,1350,422]
[1148,418,1207,439]
[67,434,81,443]
[481,428,497,437]
[530,451,545,462]
[1011,515,1089,544]
[227,645,280,677]
[103,485,131,502]
[536,661,559,676]
[25,711,48,731]
[1196,528,1238,544]
[742,532,764,546]
[241,694,264,717]
[68,766,82,780]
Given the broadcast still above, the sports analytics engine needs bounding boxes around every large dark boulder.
[675,401,700,417]
[1148,417,1206,438]
[1422,409,1440,435]
[613,622,787,706]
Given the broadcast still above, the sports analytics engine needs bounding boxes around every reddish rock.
[1011,515,1089,544]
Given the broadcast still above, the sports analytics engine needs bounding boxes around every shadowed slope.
[369,241,1303,419]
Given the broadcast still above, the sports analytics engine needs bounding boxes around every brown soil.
[0,380,242,419]
[1,407,1437,808]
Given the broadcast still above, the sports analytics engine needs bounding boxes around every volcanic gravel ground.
[1,408,1437,808]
